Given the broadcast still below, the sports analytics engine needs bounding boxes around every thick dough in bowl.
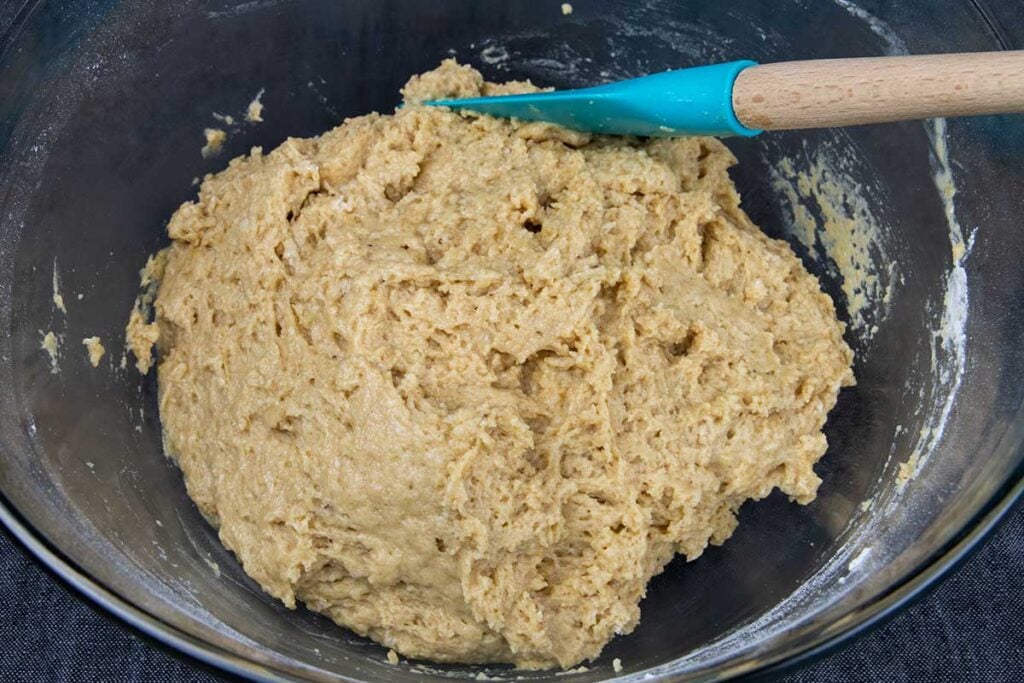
[128,61,854,669]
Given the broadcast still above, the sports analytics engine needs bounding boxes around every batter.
[128,61,854,669]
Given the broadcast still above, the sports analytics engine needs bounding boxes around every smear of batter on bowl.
[82,336,105,367]
[52,259,66,314]
[40,330,60,374]
[769,151,892,341]
[127,60,854,669]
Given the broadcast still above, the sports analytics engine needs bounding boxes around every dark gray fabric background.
[0,501,1020,682]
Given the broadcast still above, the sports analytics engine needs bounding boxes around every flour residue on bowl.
[893,117,972,491]
[204,557,221,577]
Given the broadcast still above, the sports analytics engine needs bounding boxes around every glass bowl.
[0,1,1021,680]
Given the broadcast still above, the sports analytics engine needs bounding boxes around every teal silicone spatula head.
[425,60,761,138]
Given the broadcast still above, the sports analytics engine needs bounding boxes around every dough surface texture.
[130,61,854,669]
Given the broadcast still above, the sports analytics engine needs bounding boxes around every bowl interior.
[1,1,1022,681]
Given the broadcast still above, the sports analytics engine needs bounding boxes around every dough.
[201,128,226,158]
[82,336,105,367]
[246,89,265,123]
[129,61,854,669]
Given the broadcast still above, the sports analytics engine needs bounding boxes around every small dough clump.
[246,89,265,123]
[129,61,853,669]
[201,128,227,158]
[82,336,106,367]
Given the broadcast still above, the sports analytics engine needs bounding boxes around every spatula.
[425,51,1024,137]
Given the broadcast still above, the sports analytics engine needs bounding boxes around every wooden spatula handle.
[733,51,1024,131]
